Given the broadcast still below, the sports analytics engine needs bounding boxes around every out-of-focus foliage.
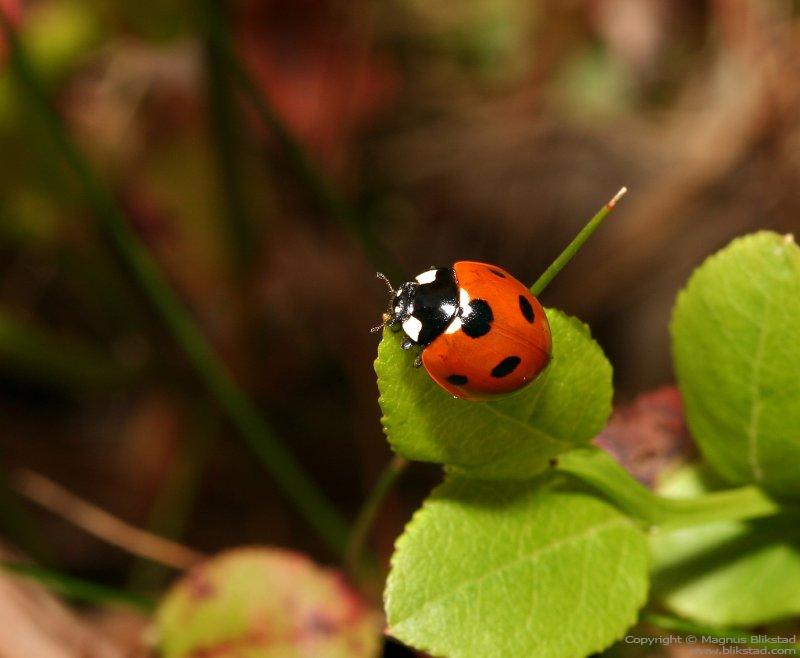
[157,548,381,658]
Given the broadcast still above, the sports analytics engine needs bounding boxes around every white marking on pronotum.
[396,301,413,315]
[415,270,437,285]
[445,317,462,334]
[440,302,457,317]
[402,316,423,342]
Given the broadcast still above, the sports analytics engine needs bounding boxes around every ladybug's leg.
[401,337,414,350]
[413,353,423,368]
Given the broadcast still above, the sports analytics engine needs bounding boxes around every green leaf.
[385,475,649,658]
[651,464,800,627]
[672,231,800,496]
[376,309,612,479]
[156,548,381,658]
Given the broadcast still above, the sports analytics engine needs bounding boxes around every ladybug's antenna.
[371,272,396,333]
[376,272,394,295]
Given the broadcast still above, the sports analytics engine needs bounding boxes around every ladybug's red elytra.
[375,261,552,401]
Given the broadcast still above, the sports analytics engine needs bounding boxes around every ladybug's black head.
[372,272,415,334]
[390,281,417,324]
[372,268,458,347]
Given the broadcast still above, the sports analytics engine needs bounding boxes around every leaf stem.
[531,187,627,296]
[344,454,409,580]
[0,16,349,556]
[0,561,155,612]
[557,447,784,529]
[642,613,800,653]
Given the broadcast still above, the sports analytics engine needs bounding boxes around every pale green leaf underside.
[651,465,800,626]
[385,475,649,658]
[672,231,800,496]
[375,309,612,479]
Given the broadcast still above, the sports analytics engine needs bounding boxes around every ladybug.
[375,261,552,401]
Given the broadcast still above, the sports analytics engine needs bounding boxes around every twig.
[344,454,409,580]
[0,13,349,556]
[12,469,205,570]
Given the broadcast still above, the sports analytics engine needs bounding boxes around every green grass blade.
[0,310,133,390]
[0,561,155,612]
[531,187,627,296]
[200,0,259,275]
[202,19,401,279]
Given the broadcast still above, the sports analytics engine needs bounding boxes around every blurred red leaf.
[0,0,21,61]
[0,0,20,26]
[238,0,397,173]
[594,385,696,487]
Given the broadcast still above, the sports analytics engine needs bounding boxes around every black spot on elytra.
[488,268,506,278]
[491,356,521,378]
[519,295,535,323]
[461,299,494,338]
[446,374,468,386]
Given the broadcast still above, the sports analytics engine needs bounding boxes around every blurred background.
[0,0,799,646]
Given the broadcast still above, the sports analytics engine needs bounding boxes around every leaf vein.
[746,295,772,483]
[392,517,629,630]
